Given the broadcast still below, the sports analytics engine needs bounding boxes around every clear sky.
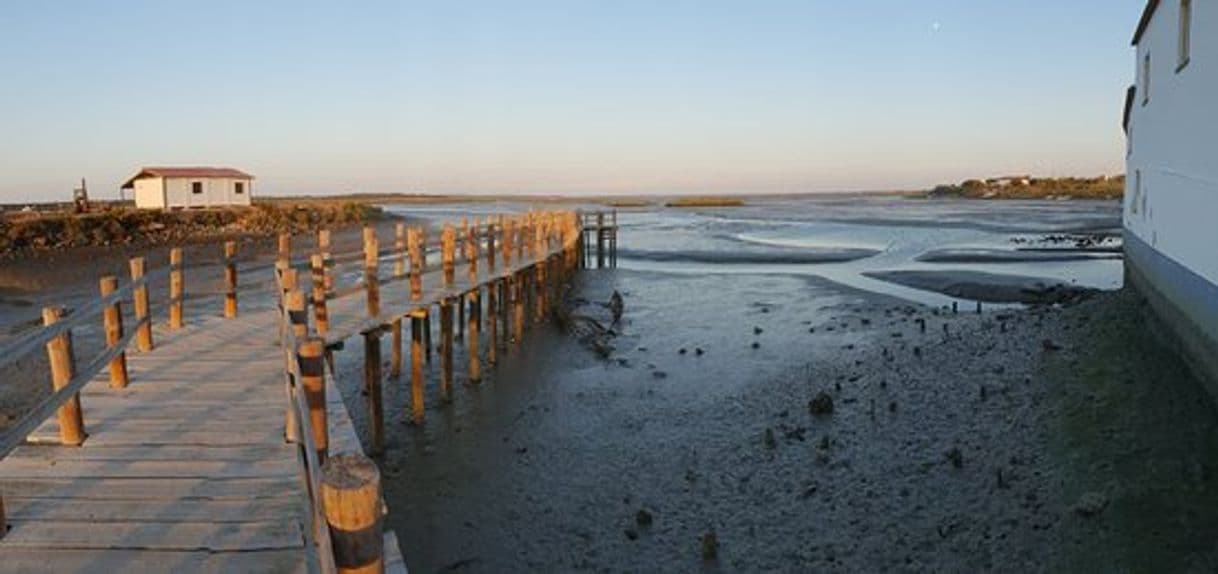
[0,1,1145,202]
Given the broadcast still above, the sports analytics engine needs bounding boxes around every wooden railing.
[271,210,587,572]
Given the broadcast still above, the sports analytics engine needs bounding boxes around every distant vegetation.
[0,201,380,259]
[927,176,1124,200]
[664,197,746,208]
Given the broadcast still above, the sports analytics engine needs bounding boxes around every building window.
[235,182,245,194]
[1179,0,1192,71]
[192,181,203,194]
[1142,53,1151,105]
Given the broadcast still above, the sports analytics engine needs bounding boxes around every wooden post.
[287,288,308,340]
[467,218,479,282]
[408,227,423,301]
[499,278,509,351]
[99,276,129,389]
[319,229,333,297]
[457,294,465,341]
[535,258,547,323]
[363,330,384,455]
[129,257,153,352]
[442,224,455,287]
[278,232,292,265]
[42,307,85,446]
[487,218,497,272]
[513,273,525,344]
[299,337,329,462]
[363,227,380,318]
[390,318,403,379]
[311,254,329,336]
[410,310,426,425]
[394,222,406,278]
[487,280,498,365]
[597,212,606,268]
[224,241,238,318]
[467,288,481,384]
[423,309,433,362]
[440,299,454,403]
[169,247,184,329]
[321,453,384,574]
[0,493,6,541]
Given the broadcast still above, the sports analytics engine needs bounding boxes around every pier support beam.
[440,299,454,403]
[363,329,384,456]
[468,289,481,384]
[410,310,427,426]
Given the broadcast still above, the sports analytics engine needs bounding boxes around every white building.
[1124,0,1218,389]
[121,167,254,209]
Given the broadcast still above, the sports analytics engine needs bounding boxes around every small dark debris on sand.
[701,531,719,560]
[809,391,834,415]
[636,509,654,527]
[1073,492,1108,518]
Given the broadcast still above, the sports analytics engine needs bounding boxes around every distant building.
[121,167,254,209]
[1123,0,1218,389]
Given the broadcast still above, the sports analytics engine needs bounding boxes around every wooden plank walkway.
[0,309,399,573]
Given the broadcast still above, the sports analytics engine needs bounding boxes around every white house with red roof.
[121,167,254,209]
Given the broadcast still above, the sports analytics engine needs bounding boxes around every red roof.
[121,167,254,189]
[1132,0,1160,46]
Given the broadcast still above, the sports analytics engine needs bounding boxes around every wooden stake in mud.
[129,257,153,352]
[390,318,403,379]
[0,494,6,541]
[394,222,406,278]
[42,306,85,446]
[299,337,329,462]
[169,247,184,329]
[487,218,497,272]
[468,288,481,384]
[363,329,384,456]
[535,258,547,323]
[596,212,606,268]
[363,226,380,318]
[287,288,308,340]
[513,273,525,344]
[423,309,433,362]
[224,241,239,318]
[321,453,384,574]
[458,294,465,341]
[487,280,498,365]
[99,276,129,389]
[410,310,427,425]
[311,254,329,336]
[440,299,454,403]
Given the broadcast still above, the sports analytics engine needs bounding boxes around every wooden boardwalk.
[0,310,402,573]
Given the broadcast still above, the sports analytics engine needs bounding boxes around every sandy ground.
[320,268,1218,573]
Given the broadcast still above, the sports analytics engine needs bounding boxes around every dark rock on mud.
[809,392,834,416]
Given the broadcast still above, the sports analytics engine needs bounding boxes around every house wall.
[1126,0,1218,388]
[163,177,253,208]
[132,177,165,209]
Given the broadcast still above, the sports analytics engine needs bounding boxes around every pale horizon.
[0,1,1141,202]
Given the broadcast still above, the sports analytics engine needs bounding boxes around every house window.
[235,182,245,194]
[192,181,203,194]
[1142,53,1151,105]
[1179,0,1192,71]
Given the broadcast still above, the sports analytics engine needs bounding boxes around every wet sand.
[324,267,1218,572]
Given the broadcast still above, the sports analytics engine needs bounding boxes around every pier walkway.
[0,210,594,573]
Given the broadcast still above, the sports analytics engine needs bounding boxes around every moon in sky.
[931,21,941,33]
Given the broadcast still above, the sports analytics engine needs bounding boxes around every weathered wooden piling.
[394,222,406,278]
[321,453,384,574]
[363,226,380,318]
[468,288,481,384]
[169,247,184,329]
[596,212,606,268]
[408,226,423,300]
[319,229,334,296]
[440,299,454,403]
[299,337,329,462]
[487,280,498,365]
[410,310,427,425]
[129,257,153,352]
[99,276,129,389]
[513,273,525,344]
[0,493,6,541]
[390,318,403,379]
[362,329,384,456]
[278,232,292,265]
[311,254,330,336]
[442,224,456,287]
[287,288,308,340]
[42,306,85,446]
[224,241,239,318]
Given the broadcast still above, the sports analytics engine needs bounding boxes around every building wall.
[132,177,165,209]
[1126,0,1218,287]
[1126,0,1218,387]
[163,177,253,208]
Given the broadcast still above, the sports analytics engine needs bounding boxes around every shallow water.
[386,197,1124,307]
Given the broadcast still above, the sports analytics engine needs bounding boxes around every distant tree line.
[927,175,1124,200]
